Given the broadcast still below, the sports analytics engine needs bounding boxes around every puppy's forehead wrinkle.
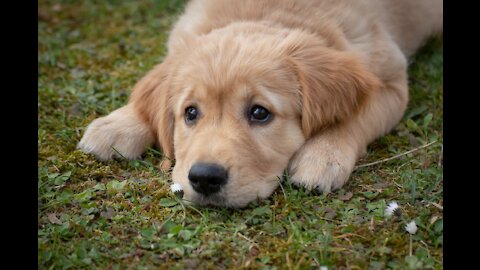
[179,34,291,91]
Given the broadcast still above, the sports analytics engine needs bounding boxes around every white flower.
[385,201,400,217]
[170,183,183,193]
[320,266,328,270]
[405,220,418,234]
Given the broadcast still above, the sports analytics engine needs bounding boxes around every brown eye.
[185,106,199,124]
[249,105,271,123]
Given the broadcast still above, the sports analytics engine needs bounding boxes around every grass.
[38,1,443,269]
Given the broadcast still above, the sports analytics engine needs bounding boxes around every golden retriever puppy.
[78,0,443,208]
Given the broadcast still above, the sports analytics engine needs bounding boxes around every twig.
[178,200,187,227]
[184,203,207,220]
[409,234,413,256]
[277,176,287,200]
[111,146,128,160]
[317,216,338,223]
[437,143,443,167]
[354,140,438,170]
[286,252,292,270]
[429,202,443,211]
[335,233,368,240]
[420,240,431,258]
[237,232,258,247]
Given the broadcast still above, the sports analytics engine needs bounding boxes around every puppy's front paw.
[288,138,357,193]
[77,106,154,161]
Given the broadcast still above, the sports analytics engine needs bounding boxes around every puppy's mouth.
[179,163,278,208]
[187,191,229,207]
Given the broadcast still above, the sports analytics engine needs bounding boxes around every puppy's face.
[170,42,306,207]
[134,25,379,207]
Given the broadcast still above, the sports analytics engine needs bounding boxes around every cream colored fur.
[78,0,443,208]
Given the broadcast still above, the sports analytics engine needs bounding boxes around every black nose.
[188,163,228,196]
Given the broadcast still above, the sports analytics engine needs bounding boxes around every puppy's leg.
[77,103,155,160]
[288,71,409,192]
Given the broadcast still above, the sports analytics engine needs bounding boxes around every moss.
[38,1,443,269]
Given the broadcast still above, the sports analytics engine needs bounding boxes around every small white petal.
[405,220,418,234]
[170,183,183,193]
[385,201,399,217]
[320,266,328,270]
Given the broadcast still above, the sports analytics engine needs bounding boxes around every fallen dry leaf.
[46,156,58,161]
[100,207,116,219]
[47,213,62,225]
[52,4,62,12]
[38,10,49,21]
[430,215,441,225]
[372,182,388,190]
[68,102,83,117]
[324,207,337,219]
[368,216,375,231]
[248,245,260,257]
[339,192,353,201]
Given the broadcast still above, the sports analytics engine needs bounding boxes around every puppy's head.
[131,24,380,207]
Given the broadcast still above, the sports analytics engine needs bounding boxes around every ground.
[38,1,443,269]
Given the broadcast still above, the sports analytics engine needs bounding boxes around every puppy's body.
[171,0,441,61]
[78,0,442,207]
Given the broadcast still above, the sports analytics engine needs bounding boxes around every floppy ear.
[129,59,175,171]
[284,34,382,138]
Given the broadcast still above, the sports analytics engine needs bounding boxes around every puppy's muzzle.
[188,163,228,196]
